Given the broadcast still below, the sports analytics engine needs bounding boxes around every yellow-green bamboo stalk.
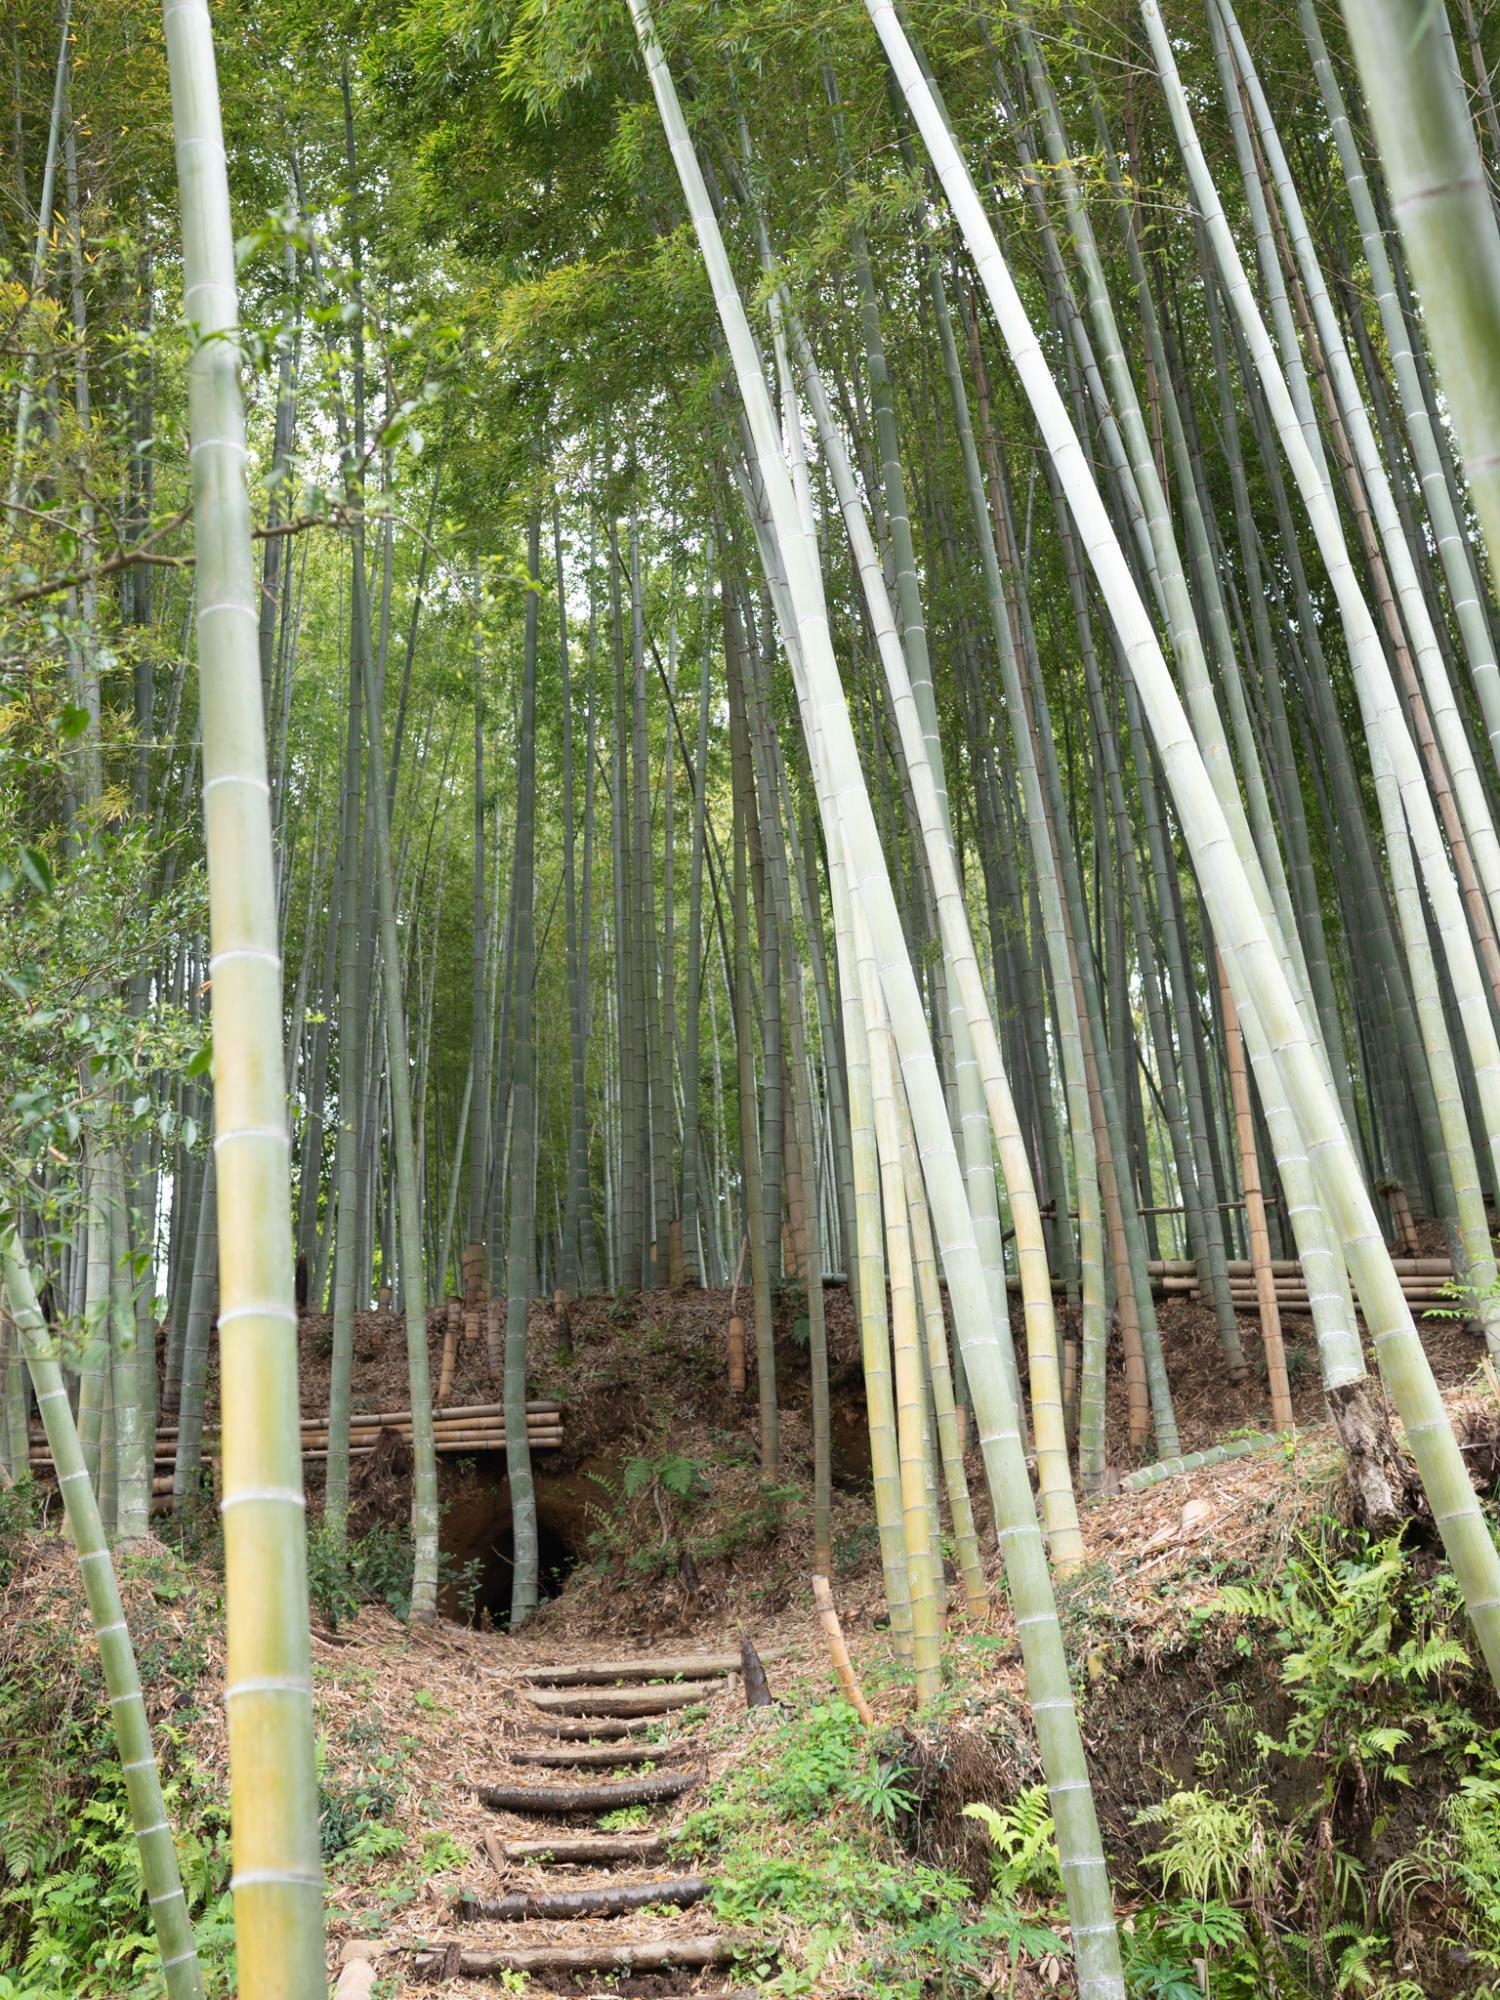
[787,318,1082,1562]
[1338,0,1500,593]
[894,1083,988,1619]
[159,0,326,1987]
[2,1226,204,2000]
[861,979,943,1704]
[832,849,912,1651]
[628,12,1126,1990]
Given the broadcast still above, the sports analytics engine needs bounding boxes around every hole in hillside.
[440,1480,584,1628]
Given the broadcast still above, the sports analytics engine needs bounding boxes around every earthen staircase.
[351,1646,784,1994]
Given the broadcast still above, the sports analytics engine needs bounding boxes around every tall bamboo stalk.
[1339,0,1500,596]
[160,0,326,1980]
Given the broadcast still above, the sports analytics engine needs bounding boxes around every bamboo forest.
[16,0,1500,1994]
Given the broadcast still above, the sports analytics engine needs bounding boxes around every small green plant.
[622,1451,711,1502]
[847,1755,917,1829]
[318,1763,401,1864]
[598,1805,649,1833]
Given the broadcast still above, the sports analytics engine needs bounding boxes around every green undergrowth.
[6,1465,1500,1998]
[674,1697,1010,1997]
[0,1497,455,1996]
[670,1517,1500,1998]
[0,1495,236,1998]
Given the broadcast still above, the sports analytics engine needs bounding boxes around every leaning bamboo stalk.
[159,0,326,1982]
[1338,0,1500,615]
[787,310,1085,1554]
[3,1232,204,2000]
[637,16,1127,1993]
[872,0,1500,1697]
[862,999,942,1702]
[1146,0,1500,1341]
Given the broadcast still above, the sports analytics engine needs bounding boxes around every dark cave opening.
[438,1461,588,1626]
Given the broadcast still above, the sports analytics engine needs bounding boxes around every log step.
[412,1935,747,1980]
[458,1875,712,1921]
[476,1768,700,1816]
[524,1681,721,1717]
[536,1716,663,1741]
[498,1834,668,1865]
[520,1648,783,1687]
[506,1740,694,1769]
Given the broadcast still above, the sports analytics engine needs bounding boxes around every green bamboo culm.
[158,0,327,1989]
[625,5,1125,1993]
[1,1226,204,2000]
[1338,0,1500,589]
[868,0,1500,1697]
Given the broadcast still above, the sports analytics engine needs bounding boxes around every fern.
[1134,1787,1267,1908]
[0,1751,62,1884]
[963,1786,1061,1904]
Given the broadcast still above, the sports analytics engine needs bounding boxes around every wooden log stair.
[393,1644,787,1991]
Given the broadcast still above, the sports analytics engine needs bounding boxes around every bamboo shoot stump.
[457,1875,712,1921]
[740,1635,774,1708]
[475,1768,700,1815]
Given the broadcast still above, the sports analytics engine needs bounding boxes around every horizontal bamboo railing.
[999,1257,1460,1315]
[1145,1257,1458,1316]
[29,1399,565,1483]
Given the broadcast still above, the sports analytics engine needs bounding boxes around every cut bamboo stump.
[412,1935,747,1980]
[457,1875,712,1921]
[524,1681,722,1717]
[521,1650,781,1687]
[497,1834,668,1865]
[476,1768,700,1816]
[506,1740,693,1769]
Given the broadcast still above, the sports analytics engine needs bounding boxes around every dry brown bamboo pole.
[811,1574,875,1725]
[413,1938,746,1978]
[506,1742,694,1769]
[498,1834,668,1862]
[726,1233,748,1395]
[474,1768,700,1814]
[524,1682,722,1716]
[437,1300,461,1406]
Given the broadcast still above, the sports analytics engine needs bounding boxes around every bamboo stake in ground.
[811,1574,875,1726]
[1216,954,1293,1432]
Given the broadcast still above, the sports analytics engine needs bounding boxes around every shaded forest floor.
[6,1289,1500,1997]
